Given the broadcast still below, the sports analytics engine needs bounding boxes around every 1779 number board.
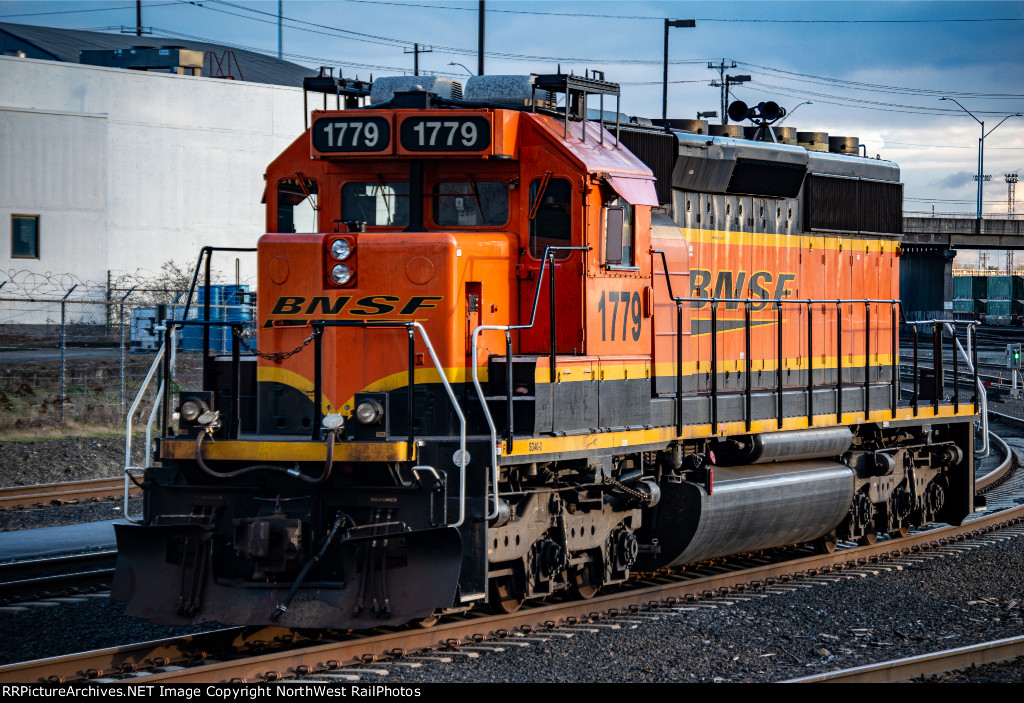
[312,116,391,153]
[399,116,491,152]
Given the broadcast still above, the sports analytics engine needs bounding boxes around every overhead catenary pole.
[478,1,485,76]
[662,19,696,121]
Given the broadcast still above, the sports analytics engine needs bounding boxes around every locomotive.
[112,72,977,629]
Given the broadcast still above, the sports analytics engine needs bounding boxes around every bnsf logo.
[690,269,796,310]
[265,295,443,327]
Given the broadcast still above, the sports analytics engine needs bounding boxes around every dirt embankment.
[0,434,144,487]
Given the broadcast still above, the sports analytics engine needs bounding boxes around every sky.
[2,0,1023,230]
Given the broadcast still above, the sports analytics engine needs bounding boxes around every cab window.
[277,179,318,233]
[433,181,509,227]
[342,181,409,227]
[528,177,572,259]
[604,197,634,267]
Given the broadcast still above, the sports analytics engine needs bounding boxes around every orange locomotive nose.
[257,229,517,434]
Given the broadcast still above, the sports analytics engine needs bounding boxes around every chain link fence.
[0,289,256,430]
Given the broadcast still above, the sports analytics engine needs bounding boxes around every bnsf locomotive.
[113,73,976,628]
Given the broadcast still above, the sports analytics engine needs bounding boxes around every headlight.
[180,399,204,422]
[355,399,384,424]
[330,263,352,285]
[331,239,352,260]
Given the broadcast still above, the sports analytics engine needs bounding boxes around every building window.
[11,215,39,259]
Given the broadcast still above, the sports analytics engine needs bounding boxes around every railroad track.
[0,478,138,511]
[0,428,1018,683]
[784,635,1024,683]
[0,550,117,604]
[3,501,1022,684]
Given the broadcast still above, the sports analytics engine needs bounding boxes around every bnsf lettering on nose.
[689,269,796,310]
[270,295,443,317]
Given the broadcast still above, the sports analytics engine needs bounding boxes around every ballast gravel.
[1,522,1022,682]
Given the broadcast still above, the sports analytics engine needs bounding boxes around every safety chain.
[232,327,320,363]
[603,476,653,503]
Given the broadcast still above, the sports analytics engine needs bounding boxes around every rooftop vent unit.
[79,47,203,76]
[370,76,463,104]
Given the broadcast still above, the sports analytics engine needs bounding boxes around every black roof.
[0,22,315,87]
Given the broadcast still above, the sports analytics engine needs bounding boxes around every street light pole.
[662,19,696,122]
[940,97,1022,219]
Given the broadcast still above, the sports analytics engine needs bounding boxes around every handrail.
[122,326,176,523]
[311,320,469,528]
[471,245,589,522]
[904,320,987,458]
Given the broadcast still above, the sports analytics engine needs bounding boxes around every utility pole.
[278,1,283,59]
[136,0,142,36]
[708,60,748,124]
[478,1,485,76]
[404,43,433,76]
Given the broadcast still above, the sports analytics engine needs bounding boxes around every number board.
[399,116,491,153]
[312,116,390,153]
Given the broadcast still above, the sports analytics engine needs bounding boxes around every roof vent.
[370,76,463,104]
[798,131,829,152]
[464,75,535,105]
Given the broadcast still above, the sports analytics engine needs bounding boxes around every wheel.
[857,532,878,546]
[571,566,599,600]
[812,530,838,554]
[888,526,910,540]
[489,577,524,615]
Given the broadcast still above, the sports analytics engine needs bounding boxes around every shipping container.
[986,275,1024,301]
[985,298,1023,316]
[953,275,987,300]
[953,299,985,314]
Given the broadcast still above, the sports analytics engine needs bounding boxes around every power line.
[0,2,180,19]
[333,1,1024,24]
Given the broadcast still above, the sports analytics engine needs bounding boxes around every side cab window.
[604,196,634,267]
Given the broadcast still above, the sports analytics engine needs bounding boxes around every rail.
[471,245,589,522]
[310,320,469,528]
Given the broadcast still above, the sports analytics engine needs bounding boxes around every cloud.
[930,170,974,190]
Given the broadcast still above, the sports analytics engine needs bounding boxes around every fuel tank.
[636,460,854,570]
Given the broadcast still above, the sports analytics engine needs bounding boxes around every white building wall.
[0,55,309,292]
[0,107,108,285]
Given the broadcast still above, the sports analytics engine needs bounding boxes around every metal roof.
[0,22,316,87]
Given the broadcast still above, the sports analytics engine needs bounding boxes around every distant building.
[0,23,319,295]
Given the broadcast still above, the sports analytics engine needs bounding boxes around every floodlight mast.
[662,19,696,121]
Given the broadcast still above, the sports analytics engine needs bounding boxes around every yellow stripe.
[501,404,975,458]
[681,228,899,253]
[161,438,414,462]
